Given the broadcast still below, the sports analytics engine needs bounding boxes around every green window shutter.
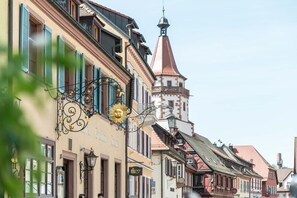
[19,4,29,72]
[98,68,102,114]
[75,51,81,101]
[44,25,52,85]
[57,35,65,93]
[93,66,98,112]
[80,53,85,104]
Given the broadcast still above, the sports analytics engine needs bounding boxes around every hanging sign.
[129,166,143,176]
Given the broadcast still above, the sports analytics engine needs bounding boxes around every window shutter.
[165,158,168,175]
[148,137,151,159]
[80,53,85,104]
[139,130,142,154]
[93,66,98,112]
[44,25,52,85]
[57,35,65,92]
[75,51,81,101]
[108,79,116,107]
[98,68,102,114]
[19,4,29,72]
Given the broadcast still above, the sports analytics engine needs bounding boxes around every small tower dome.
[157,8,170,36]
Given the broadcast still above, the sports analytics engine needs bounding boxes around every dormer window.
[54,0,81,21]
[93,25,100,42]
[70,0,79,21]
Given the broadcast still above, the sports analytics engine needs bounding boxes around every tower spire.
[157,3,170,36]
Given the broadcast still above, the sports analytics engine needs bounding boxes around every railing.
[152,86,189,96]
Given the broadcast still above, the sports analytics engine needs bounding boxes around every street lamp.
[167,114,177,133]
[79,148,98,180]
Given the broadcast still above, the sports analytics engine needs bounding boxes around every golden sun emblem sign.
[109,103,128,123]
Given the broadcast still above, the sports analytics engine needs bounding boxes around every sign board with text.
[129,166,143,176]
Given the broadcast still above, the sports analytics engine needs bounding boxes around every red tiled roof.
[233,145,274,179]
[151,130,169,151]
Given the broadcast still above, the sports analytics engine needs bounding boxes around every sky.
[94,0,297,167]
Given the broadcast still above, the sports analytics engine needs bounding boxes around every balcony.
[152,86,189,97]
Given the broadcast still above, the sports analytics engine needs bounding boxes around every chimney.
[277,153,283,169]
[294,137,297,174]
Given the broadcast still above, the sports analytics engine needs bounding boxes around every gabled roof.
[194,134,231,161]
[233,145,275,179]
[277,168,293,183]
[88,0,139,33]
[179,132,235,176]
[151,130,169,151]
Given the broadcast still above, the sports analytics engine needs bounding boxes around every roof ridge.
[88,0,130,19]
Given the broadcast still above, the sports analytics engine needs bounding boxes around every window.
[93,25,100,42]
[183,102,186,111]
[64,46,75,95]
[84,62,93,106]
[115,163,121,198]
[25,141,54,196]
[179,82,183,87]
[83,154,91,197]
[135,78,139,102]
[29,19,41,75]
[70,0,78,20]
[129,176,136,196]
[177,164,184,179]
[101,73,118,116]
[168,100,174,108]
[193,175,203,187]
[20,4,53,83]
[101,159,108,197]
[167,80,172,87]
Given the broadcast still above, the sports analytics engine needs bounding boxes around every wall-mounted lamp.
[167,114,177,133]
[11,156,19,176]
[56,166,65,185]
[56,166,65,198]
[79,148,98,180]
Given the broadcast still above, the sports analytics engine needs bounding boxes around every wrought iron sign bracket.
[45,76,127,139]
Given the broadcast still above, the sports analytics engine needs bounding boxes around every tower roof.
[150,10,185,79]
[150,33,185,79]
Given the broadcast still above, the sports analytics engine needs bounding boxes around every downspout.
[124,24,132,69]
[161,152,163,198]
[125,23,132,198]
[125,119,128,198]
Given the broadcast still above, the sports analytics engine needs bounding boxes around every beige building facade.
[80,2,156,198]
[4,0,136,197]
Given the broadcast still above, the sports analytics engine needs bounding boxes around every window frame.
[25,139,55,197]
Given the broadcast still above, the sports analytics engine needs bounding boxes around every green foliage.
[0,48,41,197]
[0,43,76,197]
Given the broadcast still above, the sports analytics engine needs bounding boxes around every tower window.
[179,82,183,87]
[183,102,186,111]
[168,100,174,108]
[167,81,172,87]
